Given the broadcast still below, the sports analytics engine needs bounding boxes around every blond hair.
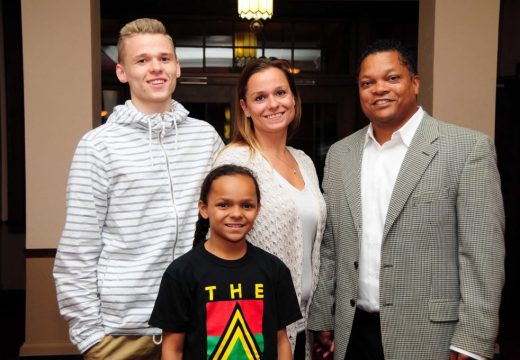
[117,18,174,63]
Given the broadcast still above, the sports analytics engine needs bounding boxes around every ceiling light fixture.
[238,0,273,21]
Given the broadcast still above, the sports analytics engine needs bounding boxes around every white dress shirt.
[358,106,423,312]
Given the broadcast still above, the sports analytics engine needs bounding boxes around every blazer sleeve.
[307,150,336,331]
[451,136,505,359]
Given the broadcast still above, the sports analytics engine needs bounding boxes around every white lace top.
[214,145,326,355]
[274,170,319,306]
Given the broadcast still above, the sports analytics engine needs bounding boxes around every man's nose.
[150,58,162,71]
[372,80,388,93]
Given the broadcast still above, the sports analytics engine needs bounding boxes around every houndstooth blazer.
[307,113,505,360]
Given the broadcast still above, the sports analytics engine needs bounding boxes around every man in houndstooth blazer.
[307,40,505,360]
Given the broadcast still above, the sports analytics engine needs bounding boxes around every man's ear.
[175,58,181,78]
[412,74,420,96]
[116,64,128,83]
[199,200,209,219]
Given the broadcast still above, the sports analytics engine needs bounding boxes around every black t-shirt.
[149,241,302,359]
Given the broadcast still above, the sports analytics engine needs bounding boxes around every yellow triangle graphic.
[210,303,261,360]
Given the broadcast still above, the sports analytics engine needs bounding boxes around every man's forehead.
[360,51,404,73]
[363,50,399,63]
[125,35,174,52]
[124,33,173,48]
[130,49,175,58]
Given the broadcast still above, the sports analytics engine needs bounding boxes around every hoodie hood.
[107,99,190,134]
[107,99,190,165]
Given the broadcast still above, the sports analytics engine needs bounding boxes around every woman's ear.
[239,99,250,118]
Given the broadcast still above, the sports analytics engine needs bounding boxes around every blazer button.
[350,299,356,307]
[354,261,359,269]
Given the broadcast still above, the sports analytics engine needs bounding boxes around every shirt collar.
[365,106,424,147]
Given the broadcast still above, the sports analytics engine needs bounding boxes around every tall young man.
[54,18,224,359]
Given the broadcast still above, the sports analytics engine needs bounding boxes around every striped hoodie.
[53,100,224,353]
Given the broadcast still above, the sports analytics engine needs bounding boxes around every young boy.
[53,18,224,359]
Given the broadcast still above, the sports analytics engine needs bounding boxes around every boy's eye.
[217,203,228,208]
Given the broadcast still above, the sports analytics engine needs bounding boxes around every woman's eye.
[254,95,265,102]
[276,90,286,96]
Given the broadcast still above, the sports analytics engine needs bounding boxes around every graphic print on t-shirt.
[206,299,264,359]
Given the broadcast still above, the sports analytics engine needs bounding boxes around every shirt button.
[350,299,356,307]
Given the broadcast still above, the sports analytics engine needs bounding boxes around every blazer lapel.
[383,114,439,240]
[341,129,366,233]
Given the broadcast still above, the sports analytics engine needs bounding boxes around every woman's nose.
[266,95,278,109]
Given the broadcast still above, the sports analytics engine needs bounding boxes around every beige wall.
[21,0,100,355]
[22,258,77,356]
[418,0,500,138]
[22,0,101,250]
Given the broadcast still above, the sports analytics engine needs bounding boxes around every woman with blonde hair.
[214,57,326,359]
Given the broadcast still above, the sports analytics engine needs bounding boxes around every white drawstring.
[148,107,179,168]
[147,118,154,167]
[161,119,166,139]
[152,334,162,345]
[173,116,179,151]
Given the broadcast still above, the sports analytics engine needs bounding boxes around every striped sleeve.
[53,135,109,353]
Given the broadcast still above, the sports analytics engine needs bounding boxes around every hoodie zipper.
[159,114,180,257]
